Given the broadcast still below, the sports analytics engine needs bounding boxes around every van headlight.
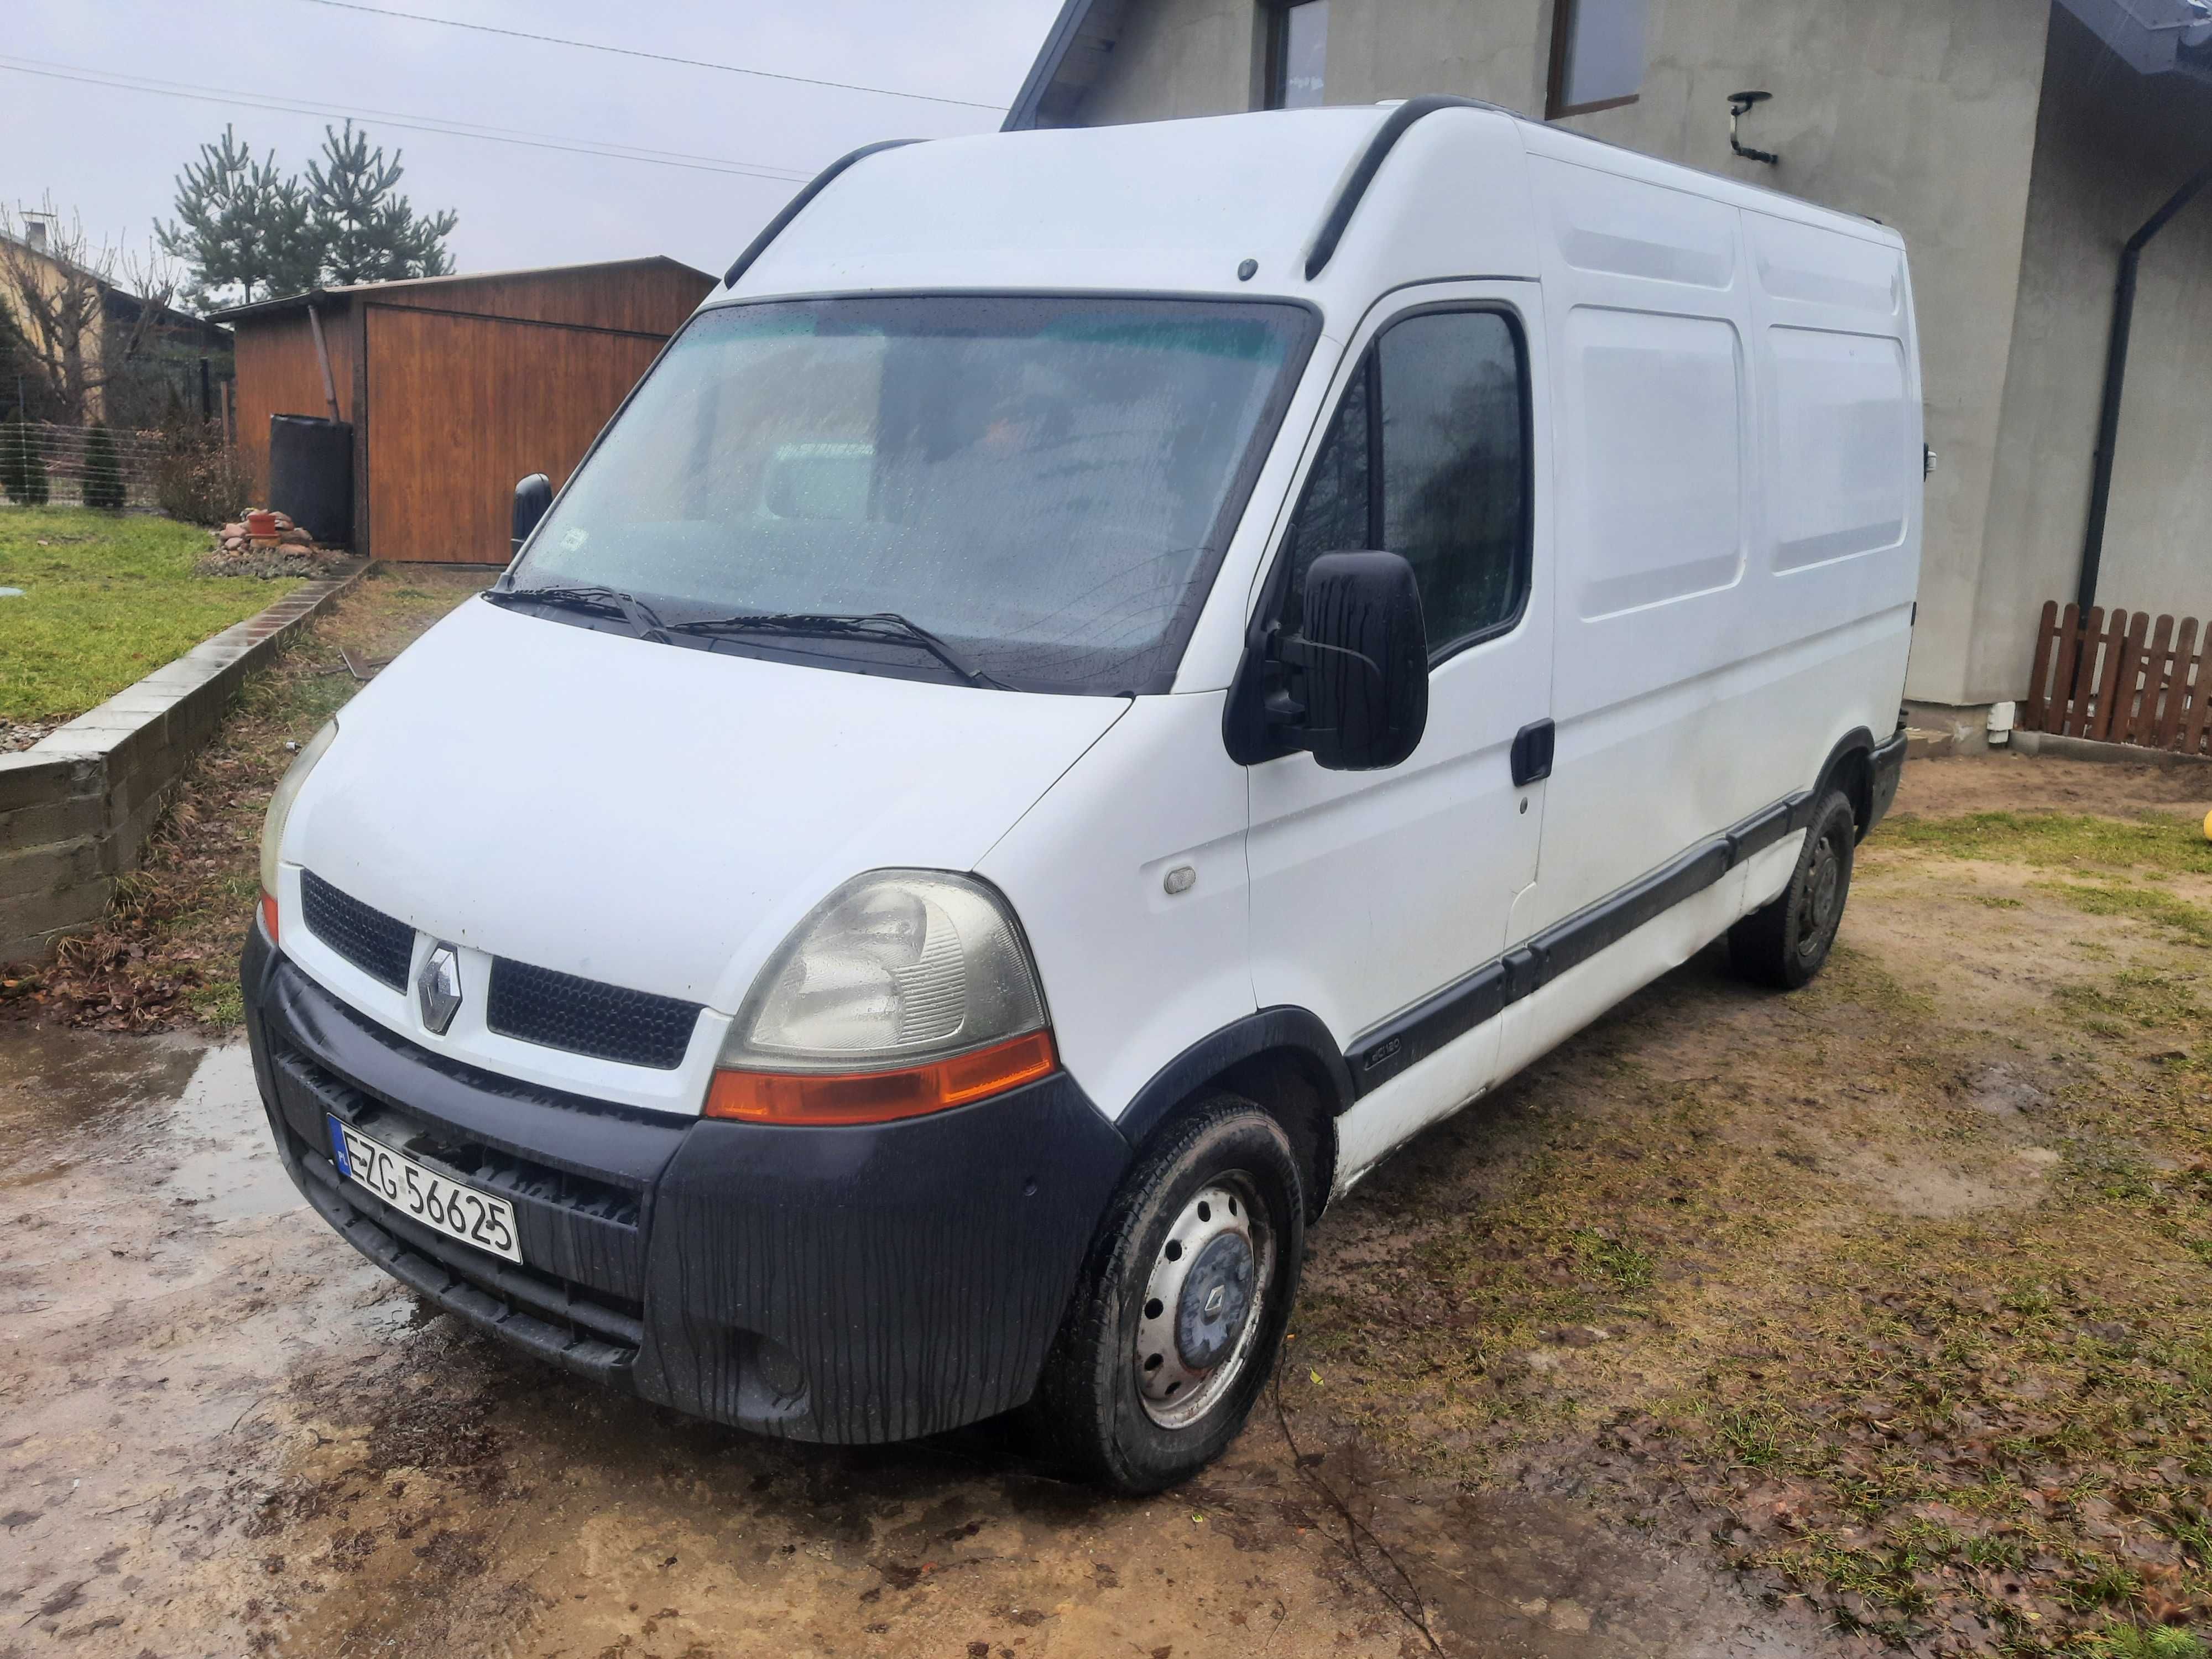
[258,718,337,939]
[707,870,1056,1124]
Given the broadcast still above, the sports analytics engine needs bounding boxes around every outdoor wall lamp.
[1729,91,1781,166]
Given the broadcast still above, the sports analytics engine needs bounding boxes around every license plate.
[327,1116,522,1264]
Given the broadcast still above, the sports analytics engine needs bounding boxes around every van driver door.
[1243,283,1553,1184]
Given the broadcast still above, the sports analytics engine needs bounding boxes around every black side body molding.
[1116,1005,1354,1149]
[1305,96,1506,280]
[1348,789,1818,1094]
[724,140,919,288]
[1867,727,1907,836]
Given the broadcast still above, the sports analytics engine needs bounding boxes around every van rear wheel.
[1729,789,1856,989]
[1032,1094,1304,1494]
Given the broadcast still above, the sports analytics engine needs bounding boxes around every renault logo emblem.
[416,942,463,1035]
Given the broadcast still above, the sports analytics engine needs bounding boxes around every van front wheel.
[1730,789,1856,989]
[1033,1095,1304,1494]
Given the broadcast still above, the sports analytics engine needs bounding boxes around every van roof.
[722,103,1901,310]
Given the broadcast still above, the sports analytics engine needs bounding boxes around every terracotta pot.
[245,510,279,538]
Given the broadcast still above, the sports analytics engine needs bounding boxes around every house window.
[1264,0,1328,110]
[1276,309,1531,657]
[1547,0,1650,118]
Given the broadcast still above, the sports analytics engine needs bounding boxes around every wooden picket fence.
[2023,601,2212,755]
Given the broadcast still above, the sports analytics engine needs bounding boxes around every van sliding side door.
[1244,283,1554,1183]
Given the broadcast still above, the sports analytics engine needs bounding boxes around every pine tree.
[158,126,320,310]
[306,122,459,286]
[82,421,126,512]
[0,414,50,506]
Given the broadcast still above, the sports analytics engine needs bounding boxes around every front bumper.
[242,924,1133,1443]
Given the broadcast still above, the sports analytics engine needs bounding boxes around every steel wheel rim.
[1133,1172,1274,1430]
[1796,824,1846,960]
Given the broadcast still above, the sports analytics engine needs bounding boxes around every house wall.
[1971,5,2212,702]
[1066,0,2058,706]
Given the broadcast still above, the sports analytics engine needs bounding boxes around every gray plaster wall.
[1066,0,2057,706]
[1971,6,2212,702]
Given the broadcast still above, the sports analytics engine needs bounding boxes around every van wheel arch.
[1812,728,1877,839]
[1115,1012,1347,1225]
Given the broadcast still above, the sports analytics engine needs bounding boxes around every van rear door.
[1245,283,1553,1178]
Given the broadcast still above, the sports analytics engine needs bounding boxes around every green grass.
[2039,880,2212,946]
[0,507,303,723]
[1879,810,2212,878]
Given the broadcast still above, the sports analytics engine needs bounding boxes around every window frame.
[1545,0,1645,120]
[1264,299,1536,670]
[1259,0,1328,112]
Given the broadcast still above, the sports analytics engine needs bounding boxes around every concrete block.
[0,792,107,848]
[0,879,112,962]
[0,754,98,812]
[0,837,106,901]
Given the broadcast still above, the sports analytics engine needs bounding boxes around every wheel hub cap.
[1175,1232,1254,1370]
[1133,1177,1273,1430]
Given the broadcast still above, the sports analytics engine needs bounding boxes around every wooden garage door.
[364,304,669,562]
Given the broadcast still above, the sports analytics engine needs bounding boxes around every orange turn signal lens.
[259,889,280,943]
[705,1030,1058,1126]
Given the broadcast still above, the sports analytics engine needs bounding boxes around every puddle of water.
[155,1042,301,1222]
[0,1023,205,1187]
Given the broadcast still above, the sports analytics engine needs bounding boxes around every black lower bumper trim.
[300,1152,641,1384]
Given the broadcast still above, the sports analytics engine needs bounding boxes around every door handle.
[1510,719,1554,787]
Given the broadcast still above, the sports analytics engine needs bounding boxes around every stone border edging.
[2008,729,2212,769]
[1,561,370,964]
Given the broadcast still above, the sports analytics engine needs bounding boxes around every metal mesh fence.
[2,424,163,512]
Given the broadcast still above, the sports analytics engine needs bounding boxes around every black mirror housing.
[1287,551,1428,770]
[511,473,554,556]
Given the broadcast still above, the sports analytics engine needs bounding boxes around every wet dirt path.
[0,1025,1844,1657]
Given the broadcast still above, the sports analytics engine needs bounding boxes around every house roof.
[1003,0,1129,131]
[0,227,232,341]
[209,254,715,323]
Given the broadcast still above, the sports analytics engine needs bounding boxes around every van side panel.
[1516,148,1917,947]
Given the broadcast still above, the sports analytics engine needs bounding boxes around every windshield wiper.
[666,611,1010,690]
[486,583,671,644]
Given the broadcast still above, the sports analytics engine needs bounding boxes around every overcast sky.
[5,0,1060,300]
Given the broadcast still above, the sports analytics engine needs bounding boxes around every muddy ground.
[4,753,2210,1658]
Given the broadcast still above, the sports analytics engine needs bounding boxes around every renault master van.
[242,97,1917,1493]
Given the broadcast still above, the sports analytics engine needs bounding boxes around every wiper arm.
[486,583,671,644]
[667,611,1010,690]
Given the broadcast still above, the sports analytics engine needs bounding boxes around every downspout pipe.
[2077,161,2212,613]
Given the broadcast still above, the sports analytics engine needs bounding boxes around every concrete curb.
[1,561,371,964]
[2008,728,2212,768]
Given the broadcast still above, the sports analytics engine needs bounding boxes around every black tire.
[1729,788,1856,989]
[1031,1094,1305,1494]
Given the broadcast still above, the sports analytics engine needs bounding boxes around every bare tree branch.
[1,193,184,425]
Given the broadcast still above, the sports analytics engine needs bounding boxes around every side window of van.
[1277,309,1528,656]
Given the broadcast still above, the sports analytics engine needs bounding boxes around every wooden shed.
[218,257,714,562]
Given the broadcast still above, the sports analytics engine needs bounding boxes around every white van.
[243,98,1918,1492]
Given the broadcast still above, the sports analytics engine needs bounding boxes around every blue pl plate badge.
[327,1116,353,1177]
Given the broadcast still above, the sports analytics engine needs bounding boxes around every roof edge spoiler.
[1303,96,1504,281]
[724,139,921,289]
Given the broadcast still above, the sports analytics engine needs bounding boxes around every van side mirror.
[1277,551,1428,770]
[511,473,554,555]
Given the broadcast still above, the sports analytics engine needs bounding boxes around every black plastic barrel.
[268,415,353,547]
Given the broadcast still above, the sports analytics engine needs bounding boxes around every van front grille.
[488,958,702,1071]
[300,870,414,989]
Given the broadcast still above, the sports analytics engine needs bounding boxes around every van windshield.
[510,295,1314,694]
